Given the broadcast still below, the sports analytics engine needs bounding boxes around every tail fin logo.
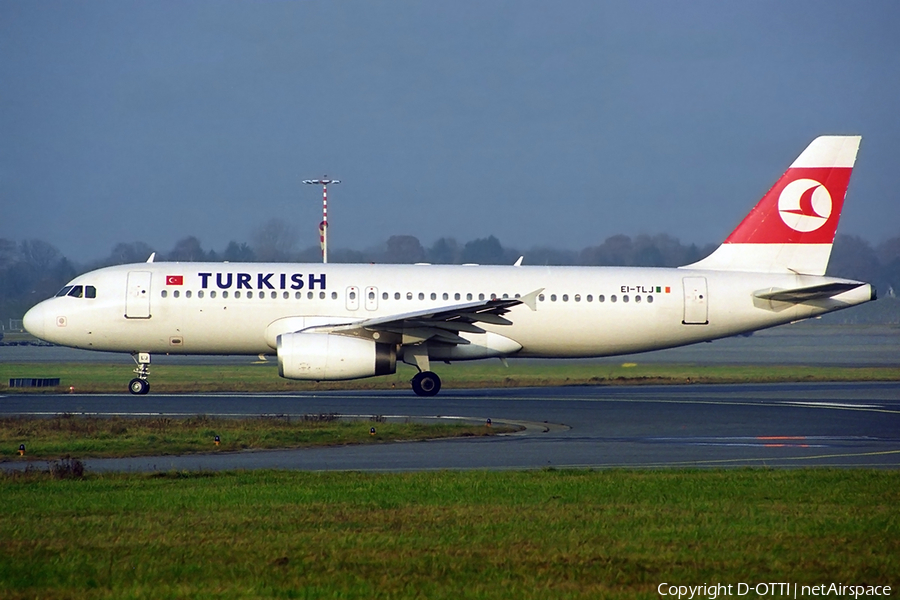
[777,178,832,232]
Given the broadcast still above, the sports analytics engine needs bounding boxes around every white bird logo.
[777,178,832,232]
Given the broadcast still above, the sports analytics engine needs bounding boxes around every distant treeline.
[2,218,899,324]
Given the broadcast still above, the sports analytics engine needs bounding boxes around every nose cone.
[23,302,47,340]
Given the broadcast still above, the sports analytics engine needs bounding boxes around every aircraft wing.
[753,282,866,303]
[301,288,543,345]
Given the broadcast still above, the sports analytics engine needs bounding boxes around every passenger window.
[407,292,413,300]
[454,293,460,300]
[430,293,436,300]
[349,291,357,300]
[467,293,473,301]
[539,294,545,302]
[331,292,337,299]
[369,291,375,300]
[320,291,326,299]
[67,286,84,298]
[308,291,314,299]
[56,286,74,297]
[283,292,289,299]
[550,294,557,302]
[382,292,388,300]
[186,290,192,298]
[295,292,302,299]
[586,295,593,302]
[478,293,485,301]
[234,291,241,299]
[210,291,217,298]
[198,290,204,298]
[598,295,605,302]
[562,294,568,302]
[623,295,629,303]
[222,291,229,299]
[611,295,617,303]
[174,290,180,298]
[647,295,654,303]
[443,293,449,300]
[418,292,425,300]
[161,290,168,298]
[395,292,401,300]
[635,295,641,303]
[574,294,581,302]
[247,291,253,298]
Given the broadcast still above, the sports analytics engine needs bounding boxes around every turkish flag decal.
[166,275,184,286]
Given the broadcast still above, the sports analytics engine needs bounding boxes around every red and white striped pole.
[303,176,340,264]
[321,183,328,264]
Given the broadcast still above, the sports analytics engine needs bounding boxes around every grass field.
[1,469,897,599]
[2,360,899,394]
[0,414,511,460]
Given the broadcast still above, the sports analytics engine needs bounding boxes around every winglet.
[519,288,544,311]
[146,252,156,263]
[514,256,524,267]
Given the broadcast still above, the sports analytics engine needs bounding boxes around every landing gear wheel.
[411,371,441,397]
[129,378,149,395]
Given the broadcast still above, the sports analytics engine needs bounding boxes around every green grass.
[1,469,897,599]
[0,414,509,460]
[2,361,899,394]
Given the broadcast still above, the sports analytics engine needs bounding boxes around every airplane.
[23,135,874,396]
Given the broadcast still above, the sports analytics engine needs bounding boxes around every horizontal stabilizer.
[753,282,865,303]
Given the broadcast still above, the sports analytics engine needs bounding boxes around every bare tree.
[106,241,156,265]
[166,237,207,262]
[252,219,298,262]
[18,239,62,272]
[384,235,426,264]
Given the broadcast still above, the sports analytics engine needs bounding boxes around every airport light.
[302,176,341,263]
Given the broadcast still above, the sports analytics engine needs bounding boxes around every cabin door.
[125,271,152,319]
[682,277,708,325]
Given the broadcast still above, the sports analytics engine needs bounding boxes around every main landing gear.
[129,352,151,395]
[411,371,441,397]
[404,344,442,397]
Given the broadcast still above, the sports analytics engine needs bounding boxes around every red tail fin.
[685,136,861,275]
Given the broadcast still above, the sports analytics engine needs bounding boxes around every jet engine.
[277,332,396,380]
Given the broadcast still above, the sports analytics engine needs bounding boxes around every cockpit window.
[85,286,97,298]
[55,286,74,297]
[67,286,84,298]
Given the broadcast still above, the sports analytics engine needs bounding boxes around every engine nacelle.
[277,332,396,381]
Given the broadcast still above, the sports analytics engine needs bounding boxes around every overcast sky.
[2,1,898,262]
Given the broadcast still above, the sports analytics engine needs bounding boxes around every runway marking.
[0,412,564,435]
[545,448,900,470]
[782,401,882,409]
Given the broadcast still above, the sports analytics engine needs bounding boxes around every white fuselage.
[23,262,873,359]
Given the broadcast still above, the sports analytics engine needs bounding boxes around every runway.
[3,382,899,471]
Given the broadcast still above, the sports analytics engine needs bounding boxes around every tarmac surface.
[2,382,899,471]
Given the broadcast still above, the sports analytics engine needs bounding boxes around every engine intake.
[277,332,396,380]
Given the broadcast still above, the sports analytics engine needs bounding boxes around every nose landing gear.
[129,352,151,395]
